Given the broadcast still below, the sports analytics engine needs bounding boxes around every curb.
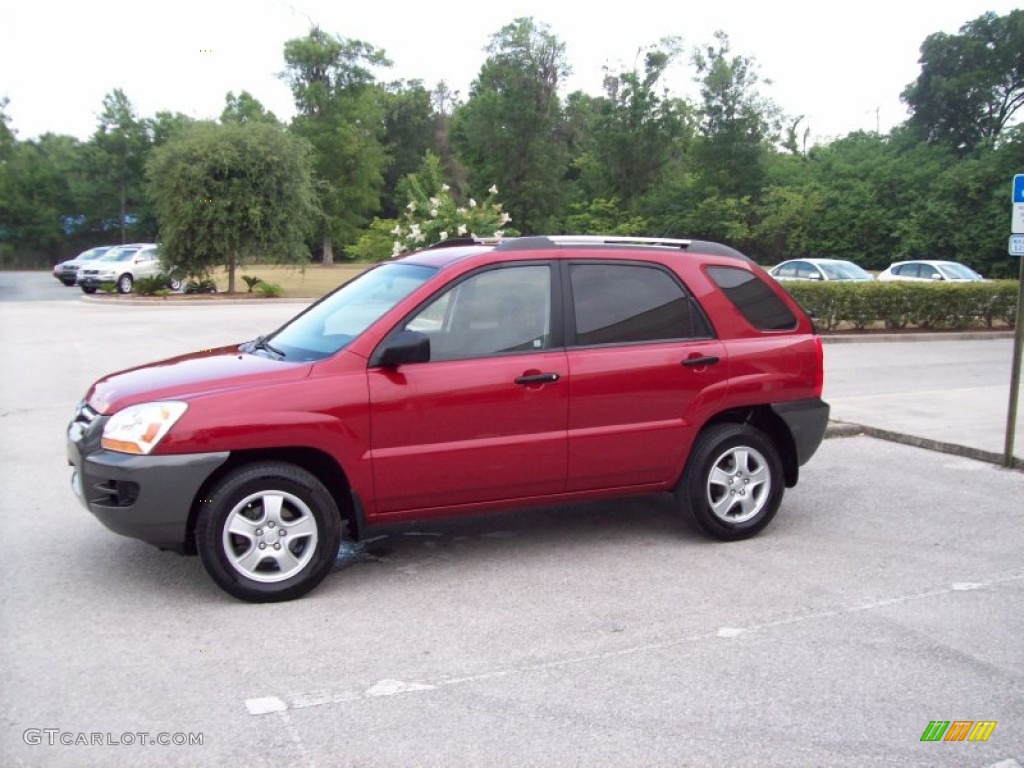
[821,330,1014,343]
[79,295,312,307]
[825,420,1023,471]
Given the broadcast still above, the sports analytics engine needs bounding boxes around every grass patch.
[207,264,369,298]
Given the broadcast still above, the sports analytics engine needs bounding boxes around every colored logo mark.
[920,720,997,742]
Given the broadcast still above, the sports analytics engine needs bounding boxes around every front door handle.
[515,372,560,385]
[682,355,720,367]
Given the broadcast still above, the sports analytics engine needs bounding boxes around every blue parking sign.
[1015,174,1024,203]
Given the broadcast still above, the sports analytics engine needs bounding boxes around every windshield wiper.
[248,335,285,359]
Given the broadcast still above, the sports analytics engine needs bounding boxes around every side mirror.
[808,272,822,280]
[930,274,943,281]
[375,330,430,367]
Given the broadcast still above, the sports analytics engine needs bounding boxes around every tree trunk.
[322,233,334,267]
[119,157,127,243]
[228,253,237,294]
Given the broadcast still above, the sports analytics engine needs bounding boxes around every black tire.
[197,462,342,602]
[676,423,784,541]
[80,285,97,294]
[117,273,133,294]
[167,277,183,292]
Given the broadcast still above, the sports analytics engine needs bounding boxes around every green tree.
[84,89,152,243]
[148,111,196,147]
[0,133,82,265]
[902,10,1024,154]
[0,97,15,162]
[221,91,280,126]
[451,17,570,233]
[282,27,392,265]
[380,80,436,218]
[578,40,693,206]
[691,32,781,198]
[146,122,318,293]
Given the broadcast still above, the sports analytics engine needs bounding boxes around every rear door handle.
[682,356,720,367]
[515,372,560,385]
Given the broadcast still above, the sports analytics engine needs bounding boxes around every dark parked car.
[68,236,829,602]
[52,246,115,286]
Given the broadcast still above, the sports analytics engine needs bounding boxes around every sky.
[1,0,1020,146]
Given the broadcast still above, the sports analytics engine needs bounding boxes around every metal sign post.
[1005,175,1024,468]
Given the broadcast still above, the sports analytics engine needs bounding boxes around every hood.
[87,345,313,414]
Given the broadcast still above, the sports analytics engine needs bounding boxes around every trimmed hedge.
[780,280,1019,332]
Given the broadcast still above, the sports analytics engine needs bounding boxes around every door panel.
[367,263,567,514]
[566,340,728,490]
[368,352,568,512]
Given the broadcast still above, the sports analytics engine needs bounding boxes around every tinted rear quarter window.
[706,266,797,331]
[569,263,710,345]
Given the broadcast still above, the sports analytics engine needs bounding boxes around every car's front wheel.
[117,274,134,294]
[676,423,784,541]
[197,462,342,602]
[80,285,97,294]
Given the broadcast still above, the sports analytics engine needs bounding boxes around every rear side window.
[706,266,797,331]
[569,263,709,345]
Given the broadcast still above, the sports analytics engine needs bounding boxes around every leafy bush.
[255,281,283,298]
[242,275,264,292]
[134,275,172,296]
[782,280,1018,332]
[184,279,218,294]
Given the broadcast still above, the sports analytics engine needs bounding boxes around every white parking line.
[244,570,1024,716]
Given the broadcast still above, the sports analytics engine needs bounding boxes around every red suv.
[67,236,829,602]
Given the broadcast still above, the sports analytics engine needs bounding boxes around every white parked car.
[768,258,873,282]
[876,260,984,282]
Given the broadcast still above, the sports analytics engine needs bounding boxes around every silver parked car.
[876,260,984,282]
[78,244,181,294]
[768,258,874,282]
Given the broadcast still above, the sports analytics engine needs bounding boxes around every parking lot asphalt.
[1,272,1022,766]
[822,334,1024,468]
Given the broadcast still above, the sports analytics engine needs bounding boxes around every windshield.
[937,263,981,280]
[100,247,141,262]
[260,262,437,361]
[818,261,872,280]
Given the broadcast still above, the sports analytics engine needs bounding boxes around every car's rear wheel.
[167,277,183,292]
[676,423,783,541]
[197,462,341,602]
[117,274,133,294]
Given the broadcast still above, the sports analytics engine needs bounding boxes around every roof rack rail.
[545,235,693,248]
[425,236,502,250]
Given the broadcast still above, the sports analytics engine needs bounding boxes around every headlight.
[101,402,188,454]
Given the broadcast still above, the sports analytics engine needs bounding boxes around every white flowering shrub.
[346,153,518,262]
[390,186,516,257]
[389,152,517,257]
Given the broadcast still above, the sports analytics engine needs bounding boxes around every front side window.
[400,265,552,362]
[819,261,871,280]
[569,263,705,345]
[794,261,819,279]
[266,263,437,361]
[706,265,797,331]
